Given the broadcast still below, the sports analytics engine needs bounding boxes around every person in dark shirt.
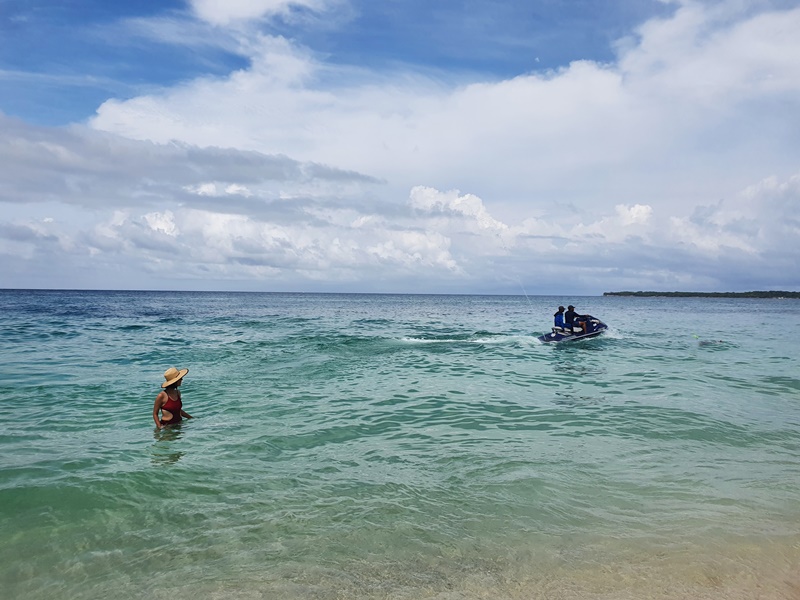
[564,305,586,333]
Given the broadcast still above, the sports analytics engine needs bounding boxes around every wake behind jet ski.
[538,305,608,343]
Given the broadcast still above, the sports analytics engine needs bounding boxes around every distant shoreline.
[603,291,800,298]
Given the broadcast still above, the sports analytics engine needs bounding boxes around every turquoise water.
[1,290,799,599]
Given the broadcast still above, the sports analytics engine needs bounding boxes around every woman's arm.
[153,392,166,428]
[176,390,192,419]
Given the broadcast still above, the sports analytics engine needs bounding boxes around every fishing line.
[493,230,534,308]
[515,277,534,307]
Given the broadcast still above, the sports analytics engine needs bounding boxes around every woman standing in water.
[153,367,193,429]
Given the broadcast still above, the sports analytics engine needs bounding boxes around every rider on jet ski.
[565,305,587,333]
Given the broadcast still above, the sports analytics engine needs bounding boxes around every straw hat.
[161,367,189,388]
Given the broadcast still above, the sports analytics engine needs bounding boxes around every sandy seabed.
[117,535,800,600]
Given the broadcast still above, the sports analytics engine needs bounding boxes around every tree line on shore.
[603,291,800,298]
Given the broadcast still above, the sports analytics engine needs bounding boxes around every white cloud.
[619,2,800,104]
[144,210,179,236]
[615,204,652,226]
[2,1,800,292]
[409,186,508,232]
[89,3,800,220]
[190,0,331,26]
[2,128,798,291]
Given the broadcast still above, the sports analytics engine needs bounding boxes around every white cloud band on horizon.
[1,110,798,292]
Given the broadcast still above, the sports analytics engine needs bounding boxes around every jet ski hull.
[537,315,608,343]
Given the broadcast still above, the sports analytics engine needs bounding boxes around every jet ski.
[537,315,608,343]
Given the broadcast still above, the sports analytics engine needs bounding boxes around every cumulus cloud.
[78,202,461,286]
[144,210,180,236]
[2,1,800,292]
[671,174,800,258]
[88,2,800,218]
[3,103,799,293]
[409,187,508,232]
[615,204,652,227]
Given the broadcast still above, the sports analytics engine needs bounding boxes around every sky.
[1,0,799,295]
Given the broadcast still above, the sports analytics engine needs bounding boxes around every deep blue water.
[1,290,799,599]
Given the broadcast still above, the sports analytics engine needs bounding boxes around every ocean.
[1,290,798,599]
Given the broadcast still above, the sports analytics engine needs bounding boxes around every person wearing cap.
[564,305,587,333]
[153,367,193,429]
[553,306,566,329]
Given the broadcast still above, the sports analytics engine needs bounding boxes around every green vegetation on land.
[603,290,800,298]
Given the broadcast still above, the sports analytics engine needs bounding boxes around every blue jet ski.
[537,315,608,343]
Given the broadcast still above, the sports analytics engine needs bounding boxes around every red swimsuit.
[160,394,182,425]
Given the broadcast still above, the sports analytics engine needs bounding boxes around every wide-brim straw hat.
[161,367,189,388]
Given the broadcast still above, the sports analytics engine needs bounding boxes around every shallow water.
[1,290,799,599]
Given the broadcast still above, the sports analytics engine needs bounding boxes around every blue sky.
[1,0,799,293]
[1,0,670,125]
